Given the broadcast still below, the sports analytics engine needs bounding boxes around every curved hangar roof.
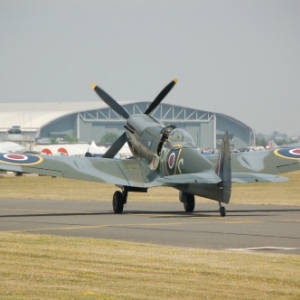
[0,101,254,148]
[0,101,250,131]
[0,102,106,130]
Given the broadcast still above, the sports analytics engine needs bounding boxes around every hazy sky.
[0,0,299,135]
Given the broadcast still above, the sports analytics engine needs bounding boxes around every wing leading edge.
[0,153,161,188]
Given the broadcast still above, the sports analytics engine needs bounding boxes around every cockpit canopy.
[168,128,195,147]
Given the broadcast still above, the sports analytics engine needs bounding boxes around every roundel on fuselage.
[166,149,180,175]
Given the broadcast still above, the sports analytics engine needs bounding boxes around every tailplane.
[215,131,231,204]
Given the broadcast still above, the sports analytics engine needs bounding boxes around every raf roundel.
[290,149,300,155]
[274,148,300,160]
[0,153,43,165]
[168,152,176,169]
[166,149,181,175]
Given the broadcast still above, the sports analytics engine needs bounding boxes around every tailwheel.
[219,204,226,217]
[179,191,195,212]
[112,191,126,214]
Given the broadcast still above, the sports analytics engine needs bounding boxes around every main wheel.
[179,191,195,212]
[219,206,226,217]
[112,191,125,214]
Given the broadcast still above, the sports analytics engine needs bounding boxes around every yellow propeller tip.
[91,83,97,89]
[173,78,178,83]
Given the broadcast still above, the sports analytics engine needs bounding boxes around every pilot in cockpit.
[162,128,171,140]
[157,126,175,156]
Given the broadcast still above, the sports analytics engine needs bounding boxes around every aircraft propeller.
[92,79,178,158]
[144,79,178,115]
[92,84,129,119]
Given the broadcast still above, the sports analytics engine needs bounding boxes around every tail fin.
[215,131,231,203]
[268,140,278,150]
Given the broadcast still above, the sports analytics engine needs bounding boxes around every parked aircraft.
[36,144,91,156]
[37,142,107,157]
[0,79,299,216]
[0,141,26,153]
[37,140,129,158]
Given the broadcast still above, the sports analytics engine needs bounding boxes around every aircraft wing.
[207,148,300,183]
[0,153,161,188]
[158,172,222,185]
[232,173,288,183]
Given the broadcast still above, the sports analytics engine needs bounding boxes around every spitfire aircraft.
[0,79,299,216]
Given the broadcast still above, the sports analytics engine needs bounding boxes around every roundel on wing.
[274,148,300,160]
[290,149,300,155]
[0,153,43,165]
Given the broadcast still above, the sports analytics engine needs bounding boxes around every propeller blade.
[102,132,127,158]
[144,78,178,115]
[92,84,129,119]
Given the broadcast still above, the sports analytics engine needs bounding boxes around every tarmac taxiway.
[1,198,299,254]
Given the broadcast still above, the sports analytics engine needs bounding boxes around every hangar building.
[0,102,255,149]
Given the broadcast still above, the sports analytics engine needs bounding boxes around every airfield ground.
[0,170,299,205]
[0,171,299,299]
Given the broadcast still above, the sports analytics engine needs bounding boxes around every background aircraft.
[0,141,27,153]
[36,141,107,157]
[0,79,299,216]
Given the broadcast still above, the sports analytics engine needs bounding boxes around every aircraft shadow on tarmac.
[1,207,299,219]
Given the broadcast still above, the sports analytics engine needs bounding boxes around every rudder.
[215,131,231,203]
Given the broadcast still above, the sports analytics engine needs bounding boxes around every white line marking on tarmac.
[226,246,299,252]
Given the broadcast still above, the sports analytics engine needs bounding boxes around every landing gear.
[112,187,147,214]
[112,190,127,214]
[219,202,226,217]
[179,191,195,212]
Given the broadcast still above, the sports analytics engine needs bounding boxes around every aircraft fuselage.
[125,114,215,178]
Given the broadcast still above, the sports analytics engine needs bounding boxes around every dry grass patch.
[0,232,299,300]
[230,170,300,206]
[0,170,299,205]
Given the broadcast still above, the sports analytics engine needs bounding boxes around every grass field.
[0,171,299,299]
[0,170,299,205]
[0,233,299,300]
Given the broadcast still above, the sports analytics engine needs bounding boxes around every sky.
[0,0,299,136]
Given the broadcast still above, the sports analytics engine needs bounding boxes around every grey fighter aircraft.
[0,79,299,216]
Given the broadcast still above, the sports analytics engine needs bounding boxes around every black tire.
[180,192,195,212]
[112,191,124,214]
[220,206,226,217]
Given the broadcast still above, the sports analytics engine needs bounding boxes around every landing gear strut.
[179,191,195,212]
[112,190,128,214]
[219,202,226,217]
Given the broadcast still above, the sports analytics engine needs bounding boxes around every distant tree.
[100,132,118,145]
[270,131,280,141]
[64,134,79,143]
[255,136,267,147]
[276,139,287,146]
[289,136,300,144]
[257,131,297,147]
[50,137,58,144]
